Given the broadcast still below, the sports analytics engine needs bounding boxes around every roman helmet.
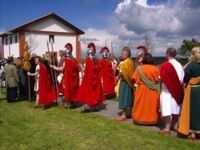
[87,42,96,58]
[65,43,73,58]
[100,47,109,59]
[135,45,148,64]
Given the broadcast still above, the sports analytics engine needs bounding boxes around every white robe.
[160,59,185,117]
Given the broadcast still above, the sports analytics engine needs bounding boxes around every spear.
[50,40,59,97]
[111,42,114,54]
[46,40,56,94]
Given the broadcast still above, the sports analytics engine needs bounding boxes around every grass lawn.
[0,93,200,150]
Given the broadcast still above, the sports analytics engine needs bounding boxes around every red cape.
[38,63,56,105]
[159,61,184,104]
[76,58,105,106]
[100,59,115,95]
[62,58,79,101]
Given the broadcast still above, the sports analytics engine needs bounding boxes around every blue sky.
[0,0,167,31]
[0,0,120,30]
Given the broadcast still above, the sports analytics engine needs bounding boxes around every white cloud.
[80,28,119,57]
[135,0,148,7]
[81,0,200,57]
[114,0,200,56]
[115,0,183,34]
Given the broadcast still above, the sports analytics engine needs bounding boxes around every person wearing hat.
[178,47,200,140]
[4,57,19,103]
[51,43,79,108]
[114,47,135,121]
[100,47,115,98]
[76,42,105,112]
[135,46,148,67]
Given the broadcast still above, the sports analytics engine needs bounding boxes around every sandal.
[81,107,90,113]
[158,129,170,135]
[188,134,197,141]
[113,116,127,121]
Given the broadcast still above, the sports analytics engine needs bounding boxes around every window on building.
[2,38,4,45]
[5,37,8,45]
[15,34,18,43]
[9,36,12,44]
[49,35,55,43]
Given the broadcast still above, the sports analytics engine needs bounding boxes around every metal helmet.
[100,47,109,59]
[65,43,73,58]
[135,45,148,64]
[87,42,96,58]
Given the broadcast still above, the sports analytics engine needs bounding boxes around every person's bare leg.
[121,109,127,118]
[64,100,70,108]
[114,109,127,121]
[163,115,171,131]
[158,115,171,134]
[188,132,196,140]
[171,114,179,130]
[34,94,39,108]
[191,132,196,138]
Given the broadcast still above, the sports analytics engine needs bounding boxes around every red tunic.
[100,59,115,95]
[76,58,105,106]
[38,63,56,105]
[62,58,79,101]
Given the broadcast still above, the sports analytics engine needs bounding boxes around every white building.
[0,13,84,59]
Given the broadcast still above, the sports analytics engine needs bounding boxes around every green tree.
[178,38,200,58]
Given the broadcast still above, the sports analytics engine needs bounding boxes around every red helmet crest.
[65,43,73,52]
[137,45,148,54]
[100,47,109,54]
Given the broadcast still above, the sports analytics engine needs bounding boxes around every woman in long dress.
[114,47,135,121]
[178,47,200,140]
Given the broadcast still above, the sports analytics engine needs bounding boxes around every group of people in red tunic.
[27,42,116,111]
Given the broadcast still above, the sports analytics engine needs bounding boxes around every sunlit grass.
[0,94,199,150]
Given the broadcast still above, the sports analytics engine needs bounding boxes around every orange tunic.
[132,65,160,124]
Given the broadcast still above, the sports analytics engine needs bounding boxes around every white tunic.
[34,65,40,92]
[160,59,185,117]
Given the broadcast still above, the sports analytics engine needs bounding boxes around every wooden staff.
[50,41,59,97]
[111,42,114,54]
[25,61,31,103]
[28,43,31,103]
[46,40,56,93]
[23,42,32,102]
[28,70,31,102]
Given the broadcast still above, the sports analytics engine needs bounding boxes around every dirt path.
[91,100,178,137]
